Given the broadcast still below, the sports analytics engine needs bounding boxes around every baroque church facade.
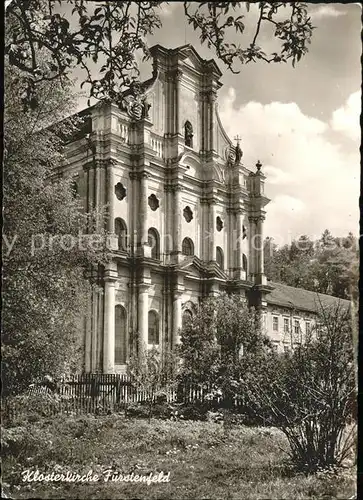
[64,44,335,374]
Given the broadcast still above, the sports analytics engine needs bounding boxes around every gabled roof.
[149,44,222,77]
[178,255,228,280]
[266,281,350,313]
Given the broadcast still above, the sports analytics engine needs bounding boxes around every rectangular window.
[294,320,300,335]
[283,345,290,354]
[272,343,279,353]
[284,318,289,333]
[306,322,311,335]
[273,316,279,332]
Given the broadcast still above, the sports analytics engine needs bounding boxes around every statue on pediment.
[118,65,158,120]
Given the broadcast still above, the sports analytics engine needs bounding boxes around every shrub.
[2,392,62,426]
[179,293,270,420]
[178,401,210,421]
[244,302,356,472]
[127,347,179,422]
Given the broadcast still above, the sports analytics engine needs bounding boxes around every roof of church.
[149,44,222,77]
[266,281,350,313]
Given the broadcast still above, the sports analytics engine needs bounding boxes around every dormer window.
[184,120,193,148]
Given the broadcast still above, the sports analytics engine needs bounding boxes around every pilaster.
[172,289,184,347]
[208,198,217,263]
[103,279,116,373]
[172,184,183,264]
[138,282,150,350]
[249,214,267,286]
[106,160,115,233]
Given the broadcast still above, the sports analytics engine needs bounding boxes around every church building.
[63,44,347,374]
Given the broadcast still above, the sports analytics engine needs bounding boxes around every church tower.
[63,45,271,373]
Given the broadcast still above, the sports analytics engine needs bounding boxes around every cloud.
[159,3,178,18]
[311,5,346,19]
[262,166,294,186]
[218,88,360,244]
[330,91,361,141]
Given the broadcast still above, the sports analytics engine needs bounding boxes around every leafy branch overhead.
[5,1,314,110]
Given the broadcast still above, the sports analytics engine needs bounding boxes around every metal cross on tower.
[234,134,241,145]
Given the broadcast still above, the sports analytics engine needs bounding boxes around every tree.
[5,1,315,110]
[314,232,358,299]
[2,19,108,396]
[179,293,270,411]
[127,346,179,422]
[245,301,356,472]
[263,231,358,300]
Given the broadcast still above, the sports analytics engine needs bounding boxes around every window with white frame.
[283,318,289,333]
[294,319,300,336]
[273,316,279,332]
[305,321,311,335]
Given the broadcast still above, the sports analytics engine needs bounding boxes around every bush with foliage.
[127,347,180,422]
[179,293,270,412]
[2,392,62,426]
[264,231,358,300]
[243,301,356,472]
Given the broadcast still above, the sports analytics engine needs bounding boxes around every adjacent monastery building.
[62,44,349,373]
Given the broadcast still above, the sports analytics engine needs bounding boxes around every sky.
[153,2,362,244]
[69,2,361,245]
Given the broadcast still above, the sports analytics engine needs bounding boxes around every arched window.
[184,120,193,147]
[114,218,128,251]
[182,309,193,328]
[148,310,160,345]
[242,254,248,272]
[182,237,194,256]
[148,228,160,260]
[115,305,127,364]
[216,246,224,270]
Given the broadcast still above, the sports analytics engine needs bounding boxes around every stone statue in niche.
[183,206,193,223]
[184,121,193,147]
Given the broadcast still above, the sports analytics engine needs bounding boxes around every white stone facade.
[63,45,273,373]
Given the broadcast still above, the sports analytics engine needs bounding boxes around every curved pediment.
[215,104,233,161]
[181,153,201,179]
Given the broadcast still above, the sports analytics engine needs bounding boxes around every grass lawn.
[2,414,356,499]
